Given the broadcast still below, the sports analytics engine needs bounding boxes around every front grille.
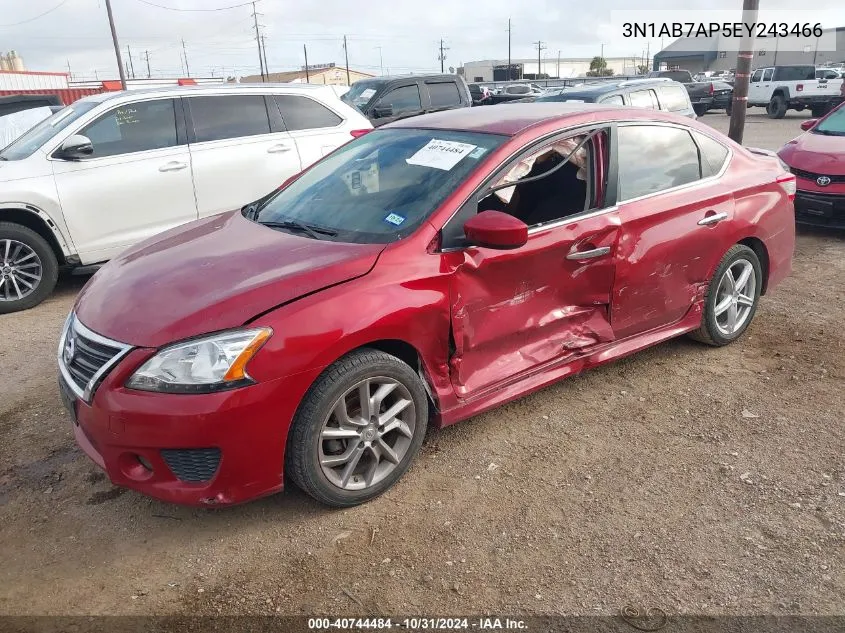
[59,314,131,402]
[791,167,845,184]
[161,448,221,483]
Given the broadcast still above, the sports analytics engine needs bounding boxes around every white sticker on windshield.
[406,139,477,171]
[359,88,376,99]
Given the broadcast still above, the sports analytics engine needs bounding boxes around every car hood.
[75,211,385,348]
[780,132,845,175]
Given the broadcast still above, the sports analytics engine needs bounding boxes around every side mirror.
[57,134,94,160]
[800,119,818,131]
[463,210,528,250]
[372,104,394,118]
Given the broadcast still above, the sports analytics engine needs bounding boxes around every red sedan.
[58,104,796,507]
[777,101,845,229]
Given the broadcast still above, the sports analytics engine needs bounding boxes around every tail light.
[349,129,371,138]
[709,82,714,95]
[796,84,804,92]
[777,173,797,201]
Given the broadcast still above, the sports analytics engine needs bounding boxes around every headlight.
[126,328,272,393]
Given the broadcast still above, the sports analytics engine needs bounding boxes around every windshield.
[814,106,845,136]
[0,101,99,160]
[252,128,506,243]
[341,81,383,111]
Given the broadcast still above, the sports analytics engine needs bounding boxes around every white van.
[0,84,372,312]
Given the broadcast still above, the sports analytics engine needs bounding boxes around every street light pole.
[104,0,126,89]
[728,0,759,143]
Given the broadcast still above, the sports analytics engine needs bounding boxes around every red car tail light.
[709,82,714,95]
[796,84,804,92]
[350,129,371,138]
[777,174,797,201]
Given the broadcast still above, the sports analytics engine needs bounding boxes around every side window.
[656,85,690,112]
[693,131,730,177]
[78,99,177,158]
[376,85,421,114]
[616,125,701,201]
[274,95,342,131]
[427,82,462,107]
[188,95,270,142]
[751,69,763,82]
[762,68,774,81]
[599,94,624,105]
[629,89,658,109]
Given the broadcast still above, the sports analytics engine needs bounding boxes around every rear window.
[629,89,658,109]
[427,82,462,107]
[774,66,815,81]
[599,94,624,105]
[656,85,690,112]
[274,95,342,131]
[189,95,270,142]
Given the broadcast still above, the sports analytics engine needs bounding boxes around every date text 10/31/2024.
[307,617,529,630]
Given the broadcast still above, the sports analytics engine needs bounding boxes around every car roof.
[385,101,694,136]
[80,82,341,105]
[547,79,672,97]
[354,74,458,83]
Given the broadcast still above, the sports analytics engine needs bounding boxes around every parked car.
[0,93,62,118]
[520,78,698,118]
[489,83,547,104]
[0,84,372,313]
[708,81,734,114]
[747,65,845,118]
[0,106,55,148]
[341,74,471,127]
[816,67,843,80]
[58,103,796,508]
[647,70,716,115]
[777,101,845,228]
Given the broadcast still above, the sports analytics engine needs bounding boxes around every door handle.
[698,211,728,226]
[566,246,610,260]
[159,161,187,172]
[267,144,292,153]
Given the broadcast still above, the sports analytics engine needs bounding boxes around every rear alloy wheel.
[689,244,762,347]
[286,349,428,507]
[0,223,59,314]
[767,95,787,119]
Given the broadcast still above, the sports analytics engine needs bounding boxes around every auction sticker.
[406,139,477,171]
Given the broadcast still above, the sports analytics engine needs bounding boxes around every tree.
[637,64,649,75]
[586,56,614,77]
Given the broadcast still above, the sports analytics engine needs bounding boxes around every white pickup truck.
[748,64,845,118]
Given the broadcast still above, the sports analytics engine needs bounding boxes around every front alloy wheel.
[286,349,428,507]
[0,223,59,314]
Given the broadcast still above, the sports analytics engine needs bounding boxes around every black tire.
[0,222,59,314]
[767,94,787,119]
[689,244,762,347]
[693,104,708,116]
[285,348,429,507]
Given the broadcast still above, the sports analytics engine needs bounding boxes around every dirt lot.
[0,111,843,619]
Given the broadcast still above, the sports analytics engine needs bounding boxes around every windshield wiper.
[260,220,338,239]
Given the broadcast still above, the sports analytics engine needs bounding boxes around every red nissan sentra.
[58,104,796,508]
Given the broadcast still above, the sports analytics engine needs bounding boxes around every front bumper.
[794,190,845,229]
[58,344,319,507]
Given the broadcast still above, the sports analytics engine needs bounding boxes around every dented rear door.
[449,211,621,398]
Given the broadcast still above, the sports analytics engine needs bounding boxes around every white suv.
[0,84,372,312]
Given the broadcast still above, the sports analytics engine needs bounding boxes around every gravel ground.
[0,110,843,618]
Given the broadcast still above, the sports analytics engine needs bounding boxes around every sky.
[2,0,845,81]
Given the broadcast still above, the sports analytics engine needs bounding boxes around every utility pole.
[376,46,384,76]
[126,45,135,78]
[303,44,310,82]
[507,18,512,80]
[66,59,72,80]
[438,39,449,73]
[145,50,151,78]
[728,0,759,143]
[601,43,605,61]
[181,39,190,77]
[252,1,265,81]
[343,35,350,85]
[261,35,269,77]
[104,0,126,90]
[556,50,560,79]
[534,41,546,80]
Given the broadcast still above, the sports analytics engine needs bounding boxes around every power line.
[132,0,256,11]
[0,0,70,27]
